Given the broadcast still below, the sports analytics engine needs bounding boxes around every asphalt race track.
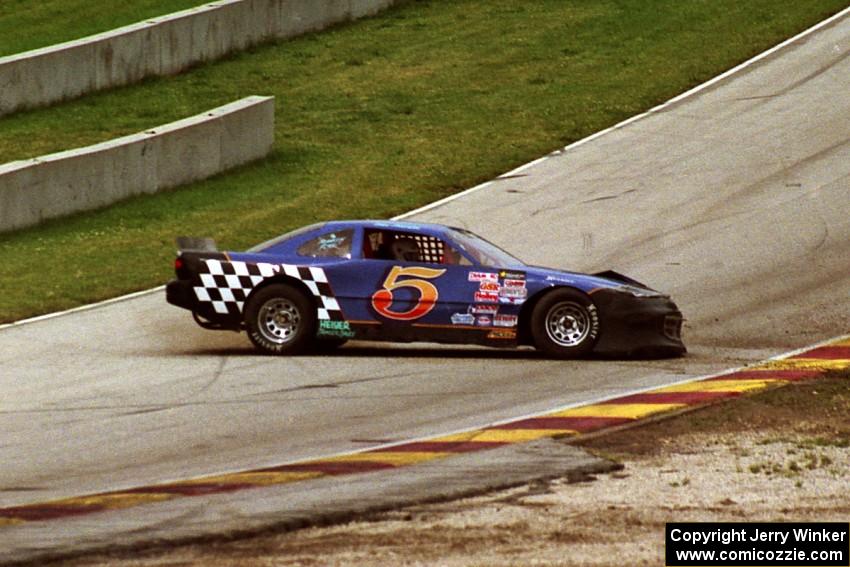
[1,9,848,562]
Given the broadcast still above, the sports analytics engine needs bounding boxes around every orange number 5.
[371,266,446,321]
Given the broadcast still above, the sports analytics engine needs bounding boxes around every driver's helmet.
[390,237,420,262]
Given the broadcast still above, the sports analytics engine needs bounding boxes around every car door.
[326,226,482,342]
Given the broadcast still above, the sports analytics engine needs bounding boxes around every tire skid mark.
[0,335,847,527]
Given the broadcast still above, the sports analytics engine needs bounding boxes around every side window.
[442,243,473,266]
[297,229,353,258]
[363,230,471,265]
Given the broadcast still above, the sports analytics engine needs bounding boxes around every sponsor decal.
[318,233,347,252]
[451,313,476,326]
[493,314,518,327]
[487,329,517,340]
[475,316,492,327]
[474,291,499,303]
[479,281,500,292]
[503,278,526,289]
[469,304,498,315]
[545,275,575,284]
[499,286,528,299]
[317,320,355,339]
[499,270,525,281]
[499,296,526,305]
[372,221,421,229]
[469,271,499,283]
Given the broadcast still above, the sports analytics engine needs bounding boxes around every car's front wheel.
[245,283,316,355]
[530,288,599,359]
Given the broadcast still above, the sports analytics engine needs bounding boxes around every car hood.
[522,265,658,294]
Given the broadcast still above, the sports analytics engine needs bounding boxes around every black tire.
[244,283,316,355]
[530,288,599,359]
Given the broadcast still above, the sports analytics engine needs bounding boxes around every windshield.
[248,222,325,252]
[447,228,525,268]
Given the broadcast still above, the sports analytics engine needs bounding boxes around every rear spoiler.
[176,237,218,253]
[593,270,652,290]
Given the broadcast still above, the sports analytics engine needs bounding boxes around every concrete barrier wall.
[0,96,274,233]
[0,0,397,116]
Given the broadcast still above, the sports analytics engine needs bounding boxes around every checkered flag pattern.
[193,259,344,320]
[413,235,444,264]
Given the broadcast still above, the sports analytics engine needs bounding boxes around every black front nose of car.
[664,314,684,341]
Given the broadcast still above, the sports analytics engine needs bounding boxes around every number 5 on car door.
[371,266,447,321]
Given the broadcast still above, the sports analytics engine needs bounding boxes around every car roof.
[248,220,460,254]
[321,219,455,238]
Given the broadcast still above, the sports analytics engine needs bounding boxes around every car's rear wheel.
[530,288,599,358]
[245,283,316,355]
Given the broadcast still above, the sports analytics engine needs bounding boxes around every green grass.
[0,0,209,57]
[0,0,847,322]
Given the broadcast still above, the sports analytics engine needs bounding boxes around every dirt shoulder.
[68,372,850,566]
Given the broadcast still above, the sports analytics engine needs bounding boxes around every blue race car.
[166,220,685,358]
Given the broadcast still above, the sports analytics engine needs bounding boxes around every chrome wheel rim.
[545,301,591,347]
[257,298,301,345]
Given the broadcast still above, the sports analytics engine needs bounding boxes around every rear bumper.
[592,291,686,357]
[166,279,196,311]
[167,279,243,330]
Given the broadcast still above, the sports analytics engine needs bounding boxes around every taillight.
[174,256,191,280]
